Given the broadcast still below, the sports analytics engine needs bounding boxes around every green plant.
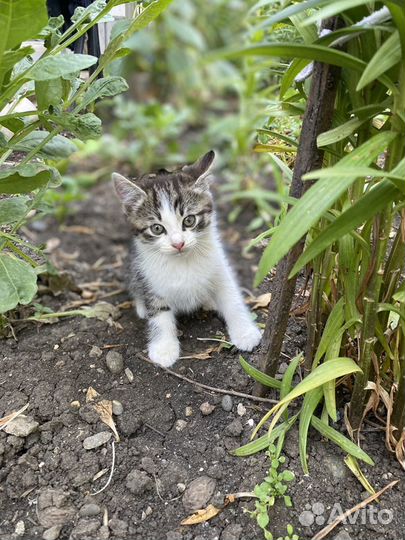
[0,0,174,321]
[249,443,298,540]
[230,0,405,467]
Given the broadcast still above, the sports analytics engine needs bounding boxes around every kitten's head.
[113,151,215,256]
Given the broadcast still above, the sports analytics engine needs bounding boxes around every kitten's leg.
[214,271,262,351]
[148,307,180,367]
[134,297,147,319]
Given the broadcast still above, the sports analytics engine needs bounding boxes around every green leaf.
[253,358,361,438]
[280,354,302,400]
[299,387,323,474]
[0,164,52,194]
[311,415,374,465]
[357,31,401,91]
[255,131,396,285]
[35,78,69,110]
[291,155,405,276]
[0,252,38,313]
[302,0,397,26]
[14,131,77,158]
[313,299,345,367]
[239,355,282,390]
[0,196,28,225]
[80,76,129,109]
[231,416,297,457]
[29,54,98,81]
[0,46,33,87]
[123,0,174,36]
[257,511,270,529]
[317,117,366,147]
[48,112,102,140]
[0,0,48,58]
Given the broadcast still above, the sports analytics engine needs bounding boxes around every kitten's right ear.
[112,173,146,214]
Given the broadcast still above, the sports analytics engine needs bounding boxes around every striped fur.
[113,151,261,367]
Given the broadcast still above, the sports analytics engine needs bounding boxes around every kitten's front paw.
[148,338,180,367]
[230,324,262,352]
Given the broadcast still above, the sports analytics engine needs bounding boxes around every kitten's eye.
[183,215,196,228]
[150,223,165,235]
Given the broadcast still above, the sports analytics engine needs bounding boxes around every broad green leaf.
[299,387,323,474]
[0,165,52,194]
[0,196,28,225]
[231,416,297,457]
[0,46,34,87]
[255,132,396,285]
[48,112,102,140]
[35,78,68,110]
[239,356,282,390]
[253,358,361,438]
[80,76,129,109]
[311,416,374,465]
[357,31,401,90]
[29,54,98,81]
[14,131,77,158]
[0,0,48,58]
[317,117,366,147]
[0,253,38,313]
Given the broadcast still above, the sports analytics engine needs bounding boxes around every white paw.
[229,324,262,352]
[148,338,180,367]
[135,301,147,319]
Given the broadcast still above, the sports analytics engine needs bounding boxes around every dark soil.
[0,183,403,540]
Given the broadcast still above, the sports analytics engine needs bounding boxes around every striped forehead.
[158,190,181,229]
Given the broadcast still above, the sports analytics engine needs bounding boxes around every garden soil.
[1,182,403,540]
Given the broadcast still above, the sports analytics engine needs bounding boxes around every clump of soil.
[0,183,403,540]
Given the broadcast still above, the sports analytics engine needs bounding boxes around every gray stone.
[79,503,101,517]
[182,476,216,512]
[70,519,100,539]
[83,432,112,450]
[105,351,124,375]
[112,400,123,415]
[221,524,243,540]
[141,456,157,475]
[42,526,62,540]
[108,518,128,537]
[89,346,102,358]
[221,395,233,412]
[225,419,243,437]
[4,415,39,437]
[126,469,152,495]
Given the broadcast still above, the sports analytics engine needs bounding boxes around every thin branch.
[140,355,278,405]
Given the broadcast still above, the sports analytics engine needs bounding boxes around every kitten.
[113,150,262,367]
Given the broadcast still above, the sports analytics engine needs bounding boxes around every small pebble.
[79,503,101,517]
[225,419,243,437]
[199,402,215,416]
[112,400,123,415]
[15,521,25,537]
[83,431,112,450]
[221,395,233,412]
[185,406,193,417]
[175,420,187,431]
[237,403,246,416]
[125,367,134,382]
[70,401,80,410]
[106,351,124,374]
[89,346,103,358]
[177,482,186,493]
[42,526,62,540]
[5,415,39,437]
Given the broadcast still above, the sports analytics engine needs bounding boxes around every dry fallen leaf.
[86,386,100,403]
[247,292,272,310]
[181,504,222,525]
[179,345,220,361]
[93,400,120,442]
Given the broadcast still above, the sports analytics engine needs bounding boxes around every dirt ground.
[0,182,403,540]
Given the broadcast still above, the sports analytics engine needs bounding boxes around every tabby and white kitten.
[113,150,261,367]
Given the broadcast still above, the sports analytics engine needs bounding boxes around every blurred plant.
[0,0,174,321]
[230,1,405,468]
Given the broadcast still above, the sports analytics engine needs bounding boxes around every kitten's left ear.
[112,172,146,215]
[182,150,215,188]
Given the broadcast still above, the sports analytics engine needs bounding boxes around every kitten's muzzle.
[172,241,185,252]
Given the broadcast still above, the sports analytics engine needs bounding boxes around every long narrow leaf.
[357,31,401,90]
[239,356,282,390]
[255,132,396,285]
[299,387,323,474]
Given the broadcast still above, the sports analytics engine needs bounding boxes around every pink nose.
[172,241,185,251]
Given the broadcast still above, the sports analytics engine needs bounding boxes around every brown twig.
[311,480,399,540]
[139,355,277,404]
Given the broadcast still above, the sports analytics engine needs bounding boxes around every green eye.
[151,223,165,235]
[183,215,196,228]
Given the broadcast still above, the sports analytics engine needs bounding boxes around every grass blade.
[239,356,282,390]
[299,387,323,474]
